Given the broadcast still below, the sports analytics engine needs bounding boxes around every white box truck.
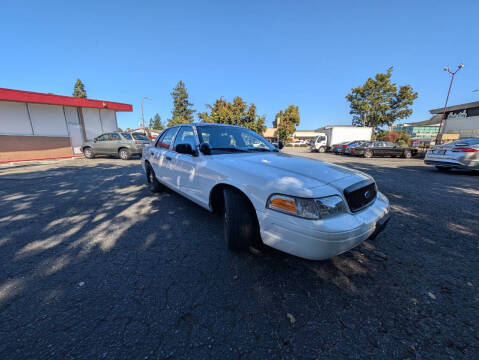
[310,126,373,152]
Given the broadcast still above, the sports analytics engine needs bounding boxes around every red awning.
[0,87,133,112]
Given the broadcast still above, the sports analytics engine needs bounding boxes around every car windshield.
[121,132,133,140]
[132,133,150,141]
[197,125,276,154]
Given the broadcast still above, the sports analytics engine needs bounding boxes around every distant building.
[429,101,479,138]
[392,116,441,139]
[0,87,132,162]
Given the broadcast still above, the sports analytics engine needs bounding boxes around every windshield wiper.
[210,147,247,152]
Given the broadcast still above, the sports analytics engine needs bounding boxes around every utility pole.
[141,97,151,130]
[435,62,464,145]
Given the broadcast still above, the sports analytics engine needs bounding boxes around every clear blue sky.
[1,0,478,130]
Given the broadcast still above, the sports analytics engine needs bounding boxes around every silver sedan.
[424,138,479,171]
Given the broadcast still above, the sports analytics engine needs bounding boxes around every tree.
[117,127,123,132]
[148,118,154,129]
[345,67,418,130]
[275,105,300,142]
[73,79,87,98]
[198,96,266,134]
[168,81,195,126]
[152,113,163,130]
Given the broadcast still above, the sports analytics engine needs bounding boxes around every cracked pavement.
[0,153,478,359]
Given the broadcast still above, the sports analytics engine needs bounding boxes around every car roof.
[167,123,246,129]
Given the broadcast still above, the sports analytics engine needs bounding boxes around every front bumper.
[257,192,390,260]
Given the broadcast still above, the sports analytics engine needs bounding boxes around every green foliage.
[73,79,87,98]
[117,127,123,132]
[373,130,387,140]
[149,113,163,130]
[168,81,195,126]
[198,96,266,134]
[376,130,410,145]
[397,130,410,144]
[275,105,300,142]
[345,67,418,130]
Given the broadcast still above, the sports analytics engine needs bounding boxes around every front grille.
[343,180,377,213]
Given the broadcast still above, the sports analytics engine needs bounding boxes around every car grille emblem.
[364,190,371,199]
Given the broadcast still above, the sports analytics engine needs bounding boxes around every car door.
[382,142,396,157]
[106,133,122,154]
[169,126,203,198]
[149,127,179,186]
[93,133,111,154]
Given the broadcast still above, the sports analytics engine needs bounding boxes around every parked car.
[332,141,352,155]
[286,140,308,147]
[82,131,151,160]
[424,137,479,171]
[344,141,371,155]
[142,123,390,260]
[351,141,416,158]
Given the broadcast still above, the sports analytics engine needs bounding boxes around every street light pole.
[435,62,464,145]
[141,97,151,130]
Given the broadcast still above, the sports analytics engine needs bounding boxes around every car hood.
[212,152,371,196]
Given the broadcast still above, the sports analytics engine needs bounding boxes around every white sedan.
[142,123,390,260]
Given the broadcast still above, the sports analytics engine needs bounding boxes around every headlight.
[266,194,346,219]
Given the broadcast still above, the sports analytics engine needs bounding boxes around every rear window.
[121,132,133,140]
[132,133,150,141]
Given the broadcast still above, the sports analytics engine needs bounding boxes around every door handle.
[166,156,172,161]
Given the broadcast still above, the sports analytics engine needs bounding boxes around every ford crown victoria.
[142,123,390,260]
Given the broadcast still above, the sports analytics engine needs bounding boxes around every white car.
[142,124,390,260]
[287,140,307,147]
[424,138,479,171]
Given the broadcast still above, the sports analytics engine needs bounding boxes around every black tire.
[403,151,412,159]
[223,188,261,252]
[318,146,326,153]
[119,148,130,160]
[146,164,162,192]
[364,150,373,158]
[435,166,451,172]
[83,147,95,159]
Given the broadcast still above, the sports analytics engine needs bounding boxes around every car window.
[132,133,149,141]
[173,126,196,150]
[197,126,275,153]
[384,142,394,147]
[121,132,133,140]
[96,134,109,141]
[156,127,178,149]
[110,133,121,141]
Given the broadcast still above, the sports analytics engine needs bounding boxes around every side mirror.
[278,141,284,149]
[176,143,197,156]
[199,142,211,155]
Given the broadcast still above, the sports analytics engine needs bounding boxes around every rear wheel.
[146,164,162,192]
[223,188,261,252]
[364,150,373,158]
[119,148,130,160]
[403,151,412,159]
[83,147,95,159]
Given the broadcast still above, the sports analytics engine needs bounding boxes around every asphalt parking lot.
[0,152,478,360]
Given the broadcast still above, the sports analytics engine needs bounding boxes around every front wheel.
[318,146,326,153]
[403,151,412,159]
[223,188,261,252]
[146,164,162,192]
[83,147,95,159]
[364,150,373,158]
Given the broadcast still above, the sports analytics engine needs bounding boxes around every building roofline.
[430,101,479,114]
[0,87,133,112]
